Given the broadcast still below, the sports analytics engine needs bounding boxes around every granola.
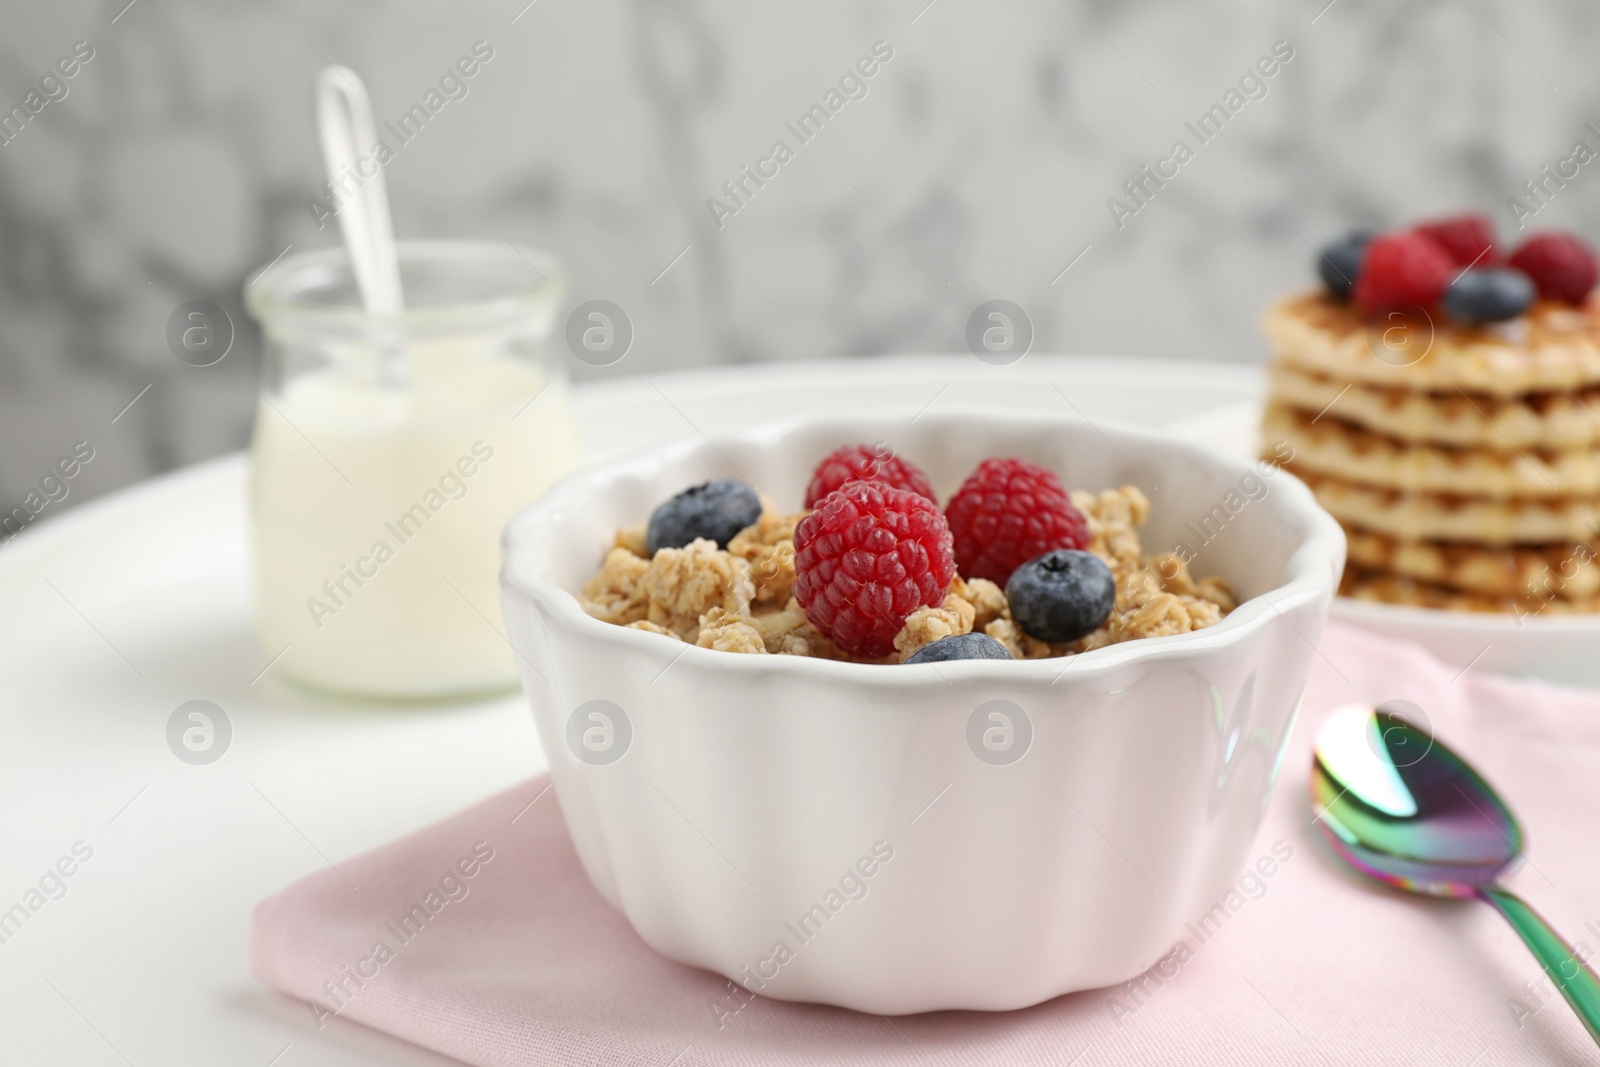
[696,608,767,654]
[580,537,753,643]
[614,522,650,558]
[893,587,979,660]
[579,548,650,625]
[727,503,799,608]
[578,483,1234,662]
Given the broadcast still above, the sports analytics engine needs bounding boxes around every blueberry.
[1005,549,1115,644]
[1317,229,1375,300]
[904,633,1013,665]
[646,480,762,554]
[1443,268,1535,324]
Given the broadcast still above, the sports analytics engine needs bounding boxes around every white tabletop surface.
[0,356,1262,1066]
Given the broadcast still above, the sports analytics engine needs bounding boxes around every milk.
[251,345,585,698]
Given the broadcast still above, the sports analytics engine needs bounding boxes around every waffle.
[1264,403,1600,498]
[1286,464,1600,544]
[1268,363,1600,452]
[1343,524,1600,600]
[1339,565,1600,615]
[1264,264,1600,613]
[1263,291,1600,397]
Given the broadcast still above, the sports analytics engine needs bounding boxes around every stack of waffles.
[1262,291,1600,614]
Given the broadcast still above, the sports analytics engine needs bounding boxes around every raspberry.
[1352,231,1455,315]
[944,458,1089,587]
[804,444,936,509]
[1508,233,1599,305]
[792,481,955,659]
[1416,214,1501,268]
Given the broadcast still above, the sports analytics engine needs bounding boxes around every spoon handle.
[1481,884,1600,1046]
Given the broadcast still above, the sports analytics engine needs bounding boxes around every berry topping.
[1351,231,1455,315]
[792,481,955,659]
[646,480,763,555]
[1317,229,1373,300]
[1442,268,1535,324]
[804,443,936,508]
[1508,233,1599,305]
[1005,549,1116,644]
[1416,214,1501,268]
[904,632,1013,665]
[944,458,1089,587]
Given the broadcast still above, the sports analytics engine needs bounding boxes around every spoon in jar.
[314,65,408,386]
[1312,703,1600,1045]
[314,65,403,315]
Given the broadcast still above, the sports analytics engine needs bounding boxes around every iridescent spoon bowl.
[1312,704,1600,1045]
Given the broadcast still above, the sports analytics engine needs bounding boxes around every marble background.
[0,0,1597,520]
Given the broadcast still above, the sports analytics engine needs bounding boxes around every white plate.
[1165,399,1600,690]
[0,355,1269,1065]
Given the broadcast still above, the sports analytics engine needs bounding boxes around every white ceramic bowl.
[499,411,1345,1014]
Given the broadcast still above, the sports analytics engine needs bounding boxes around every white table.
[0,357,1261,1066]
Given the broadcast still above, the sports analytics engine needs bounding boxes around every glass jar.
[244,240,586,700]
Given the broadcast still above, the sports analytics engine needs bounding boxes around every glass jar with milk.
[245,240,585,699]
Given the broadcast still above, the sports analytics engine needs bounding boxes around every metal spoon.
[1312,703,1600,1045]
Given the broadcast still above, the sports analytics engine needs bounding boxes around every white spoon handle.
[315,66,403,315]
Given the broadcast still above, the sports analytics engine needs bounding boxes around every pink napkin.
[251,622,1600,1065]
